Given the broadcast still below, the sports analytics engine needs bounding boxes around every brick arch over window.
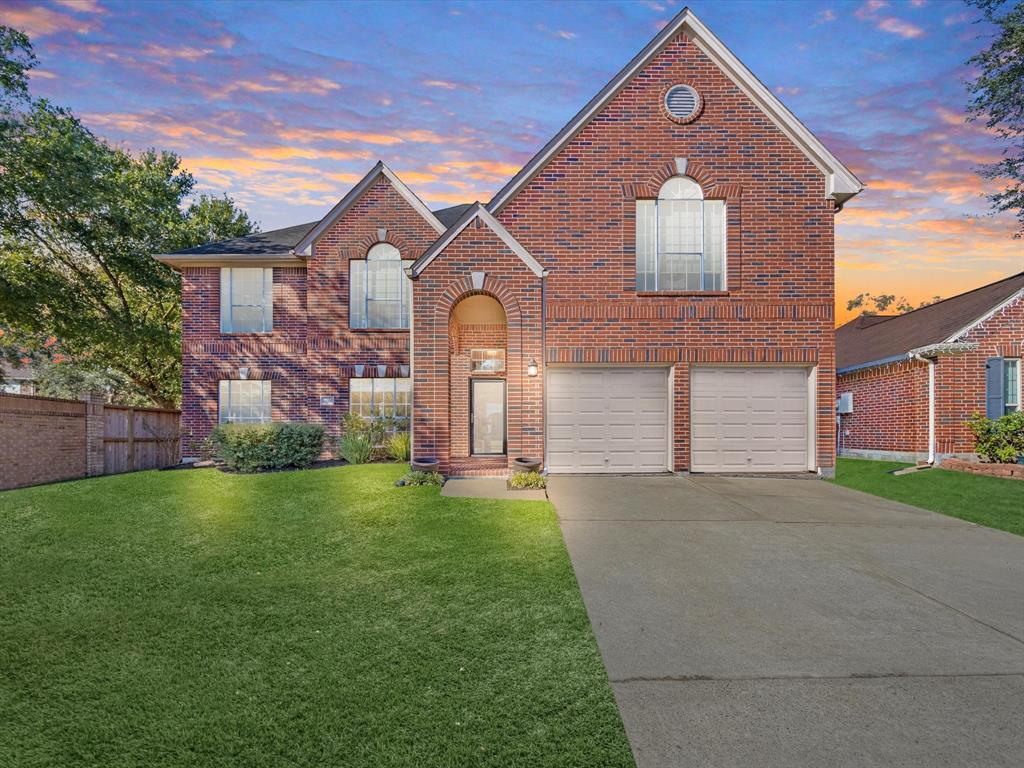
[620,159,744,292]
[339,229,414,260]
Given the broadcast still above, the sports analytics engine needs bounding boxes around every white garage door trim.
[545,366,672,474]
[690,365,816,473]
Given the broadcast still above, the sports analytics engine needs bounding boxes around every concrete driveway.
[548,475,1024,768]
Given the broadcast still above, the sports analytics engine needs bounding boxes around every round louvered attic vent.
[664,84,700,122]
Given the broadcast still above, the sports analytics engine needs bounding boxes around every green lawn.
[0,465,634,768]
[831,458,1024,535]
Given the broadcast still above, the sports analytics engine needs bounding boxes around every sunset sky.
[3,0,1021,324]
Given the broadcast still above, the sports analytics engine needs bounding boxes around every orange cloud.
[839,208,914,227]
[1,4,98,35]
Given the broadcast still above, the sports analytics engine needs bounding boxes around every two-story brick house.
[158,8,862,476]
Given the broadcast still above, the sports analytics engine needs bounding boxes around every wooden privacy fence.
[103,405,181,475]
[0,392,181,491]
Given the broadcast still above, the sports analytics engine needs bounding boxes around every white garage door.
[691,367,810,473]
[546,368,670,473]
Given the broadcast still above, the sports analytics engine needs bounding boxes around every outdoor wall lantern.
[527,359,539,377]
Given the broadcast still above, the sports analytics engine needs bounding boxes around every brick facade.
[177,24,851,475]
[837,295,1023,460]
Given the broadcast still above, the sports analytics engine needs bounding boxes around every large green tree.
[965,0,1024,236]
[0,27,257,407]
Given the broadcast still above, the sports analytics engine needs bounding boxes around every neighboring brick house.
[158,8,863,476]
[836,272,1024,463]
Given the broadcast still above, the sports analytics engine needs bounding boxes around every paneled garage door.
[691,367,810,473]
[546,367,670,473]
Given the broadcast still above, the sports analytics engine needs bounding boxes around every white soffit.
[487,7,863,214]
[292,161,446,255]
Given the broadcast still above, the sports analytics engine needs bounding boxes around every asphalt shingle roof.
[836,271,1024,371]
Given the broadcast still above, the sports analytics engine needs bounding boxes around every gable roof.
[409,202,546,278]
[291,161,446,255]
[836,271,1024,373]
[487,6,863,215]
[155,221,317,267]
[432,203,474,229]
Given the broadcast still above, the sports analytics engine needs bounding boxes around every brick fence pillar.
[83,391,105,476]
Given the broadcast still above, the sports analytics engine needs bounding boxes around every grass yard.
[0,465,634,768]
[831,458,1023,536]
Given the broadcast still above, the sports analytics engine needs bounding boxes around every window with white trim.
[349,377,411,420]
[470,349,505,372]
[218,380,271,423]
[220,268,273,333]
[1006,359,1020,414]
[636,176,725,292]
[349,243,413,329]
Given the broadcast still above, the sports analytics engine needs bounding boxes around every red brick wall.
[411,221,543,472]
[496,32,836,471]
[836,360,929,458]
[180,175,436,455]
[0,393,87,489]
[836,295,1023,458]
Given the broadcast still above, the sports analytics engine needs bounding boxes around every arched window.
[636,176,725,291]
[349,242,413,328]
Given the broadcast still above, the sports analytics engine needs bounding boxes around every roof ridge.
[874,270,1024,323]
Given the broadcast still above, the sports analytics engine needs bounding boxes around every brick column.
[83,391,105,476]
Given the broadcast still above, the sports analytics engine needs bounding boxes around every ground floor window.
[1006,359,1020,414]
[349,377,411,420]
[219,380,271,423]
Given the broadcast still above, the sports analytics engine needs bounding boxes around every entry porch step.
[447,457,509,478]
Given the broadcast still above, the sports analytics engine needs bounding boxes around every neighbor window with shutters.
[349,243,413,329]
[349,377,411,420]
[220,267,273,333]
[1005,359,1021,414]
[218,380,271,423]
[636,176,725,292]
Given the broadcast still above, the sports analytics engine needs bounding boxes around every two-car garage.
[545,366,814,474]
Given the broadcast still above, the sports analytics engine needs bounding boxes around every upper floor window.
[636,176,725,292]
[220,267,273,333]
[219,379,271,423]
[350,243,413,329]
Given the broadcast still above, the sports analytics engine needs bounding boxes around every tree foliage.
[965,0,1024,236]
[846,293,942,315]
[0,26,257,407]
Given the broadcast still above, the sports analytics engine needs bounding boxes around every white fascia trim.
[409,203,547,278]
[487,7,862,214]
[292,162,445,255]
[942,287,1024,343]
[154,254,304,269]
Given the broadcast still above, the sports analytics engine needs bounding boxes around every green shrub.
[337,433,373,465]
[968,411,1024,463]
[212,422,324,473]
[397,471,444,487]
[508,471,547,490]
[385,431,411,462]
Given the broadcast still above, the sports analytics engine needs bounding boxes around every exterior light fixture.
[527,358,539,377]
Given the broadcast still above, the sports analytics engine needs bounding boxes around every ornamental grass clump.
[212,422,325,473]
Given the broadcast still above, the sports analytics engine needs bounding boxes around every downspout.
[911,353,935,464]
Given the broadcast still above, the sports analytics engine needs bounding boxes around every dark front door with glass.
[471,379,506,455]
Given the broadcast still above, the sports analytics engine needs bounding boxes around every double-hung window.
[1005,359,1021,414]
[349,377,411,420]
[219,380,271,423]
[220,268,273,333]
[350,244,413,329]
[636,176,725,292]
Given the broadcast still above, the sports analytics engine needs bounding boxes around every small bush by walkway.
[0,464,633,767]
[831,458,1023,536]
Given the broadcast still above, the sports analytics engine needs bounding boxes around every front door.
[471,379,506,455]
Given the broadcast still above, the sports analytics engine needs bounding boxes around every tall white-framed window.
[220,267,273,333]
[636,176,725,292]
[349,243,413,329]
[349,377,411,420]
[1005,359,1021,414]
[218,380,272,423]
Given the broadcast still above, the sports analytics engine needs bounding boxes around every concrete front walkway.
[548,475,1024,768]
